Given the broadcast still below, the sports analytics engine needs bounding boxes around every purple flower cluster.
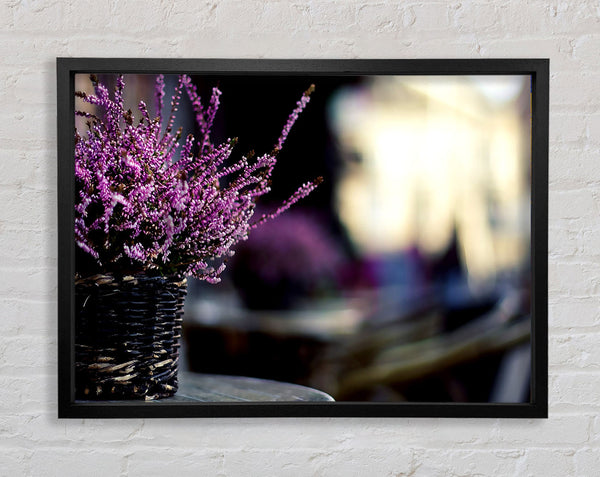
[75,74,320,283]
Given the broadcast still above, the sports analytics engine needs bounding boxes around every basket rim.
[75,272,187,287]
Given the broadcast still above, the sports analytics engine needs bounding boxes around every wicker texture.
[75,273,187,400]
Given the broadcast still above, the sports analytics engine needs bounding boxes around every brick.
[551,112,587,143]
[0,267,56,301]
[0,0,14,29]
[0,335,56,374]
[550,332,600,368]
[0,69,57,109]
[124,449,223,477]
[546,2,600,35]
[138,419,339,449]
[412,448,523,477]
[12,1,67,32]
[551,373,600,408]
[572,34,600,66]
[492,415,589,445]
[575,447,600,476]
[409,3,453,31]
[519,449,576,477]
[308,2,358,33]
[592,416,600,445]
[0,112,50,145]
[0,230,55,265]
[0,37,69,68]
[215,1,324,33]
[479,37,575,72]
[552,71,600,107]
[0,449,33,477]
[220,447,415,477]
[0,413,44,445]
[581,227,600,256]
[548,226,583,257]
[586,113,600,144]
[61,2,118,32]
[1,298,52,336]
[0,188,56,228]
[109,1,218,33]
[30,450,123,477]
[59,36,177,59]
[0,377,47,414]
[0,149,50,188]
[497,3,554,36]
[356,4,403,33]
[452,2,501,34]
[62,420,146,446]
[240,2,308,32]
[549,189,598,220]
[548,261,600,298]
[362,37,481,57]
[549,298,600,328]
[406,419,501,446]
[550,145,600,186]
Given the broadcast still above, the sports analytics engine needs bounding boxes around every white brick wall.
[1,0,598,475]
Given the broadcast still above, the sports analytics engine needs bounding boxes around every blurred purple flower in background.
[230,211,345,309]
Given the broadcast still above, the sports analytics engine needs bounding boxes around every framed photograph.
[58,58,548,418]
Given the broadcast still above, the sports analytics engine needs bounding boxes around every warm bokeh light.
[329,75,530,285]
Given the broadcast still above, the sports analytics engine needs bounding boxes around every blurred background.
[76,73,532,403]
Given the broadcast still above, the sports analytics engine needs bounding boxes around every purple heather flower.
[274,84,315,152]
[74,74,320,282]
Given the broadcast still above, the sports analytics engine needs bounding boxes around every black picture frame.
[57,58,548,418]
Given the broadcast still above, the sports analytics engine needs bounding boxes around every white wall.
[1,1,599,475]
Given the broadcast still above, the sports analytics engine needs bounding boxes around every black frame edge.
[530,59,549,419]
[57,58,549,419]
[57,58,76,418]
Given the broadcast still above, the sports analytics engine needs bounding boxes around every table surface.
[75,372,334,404]
[166,372,334,402]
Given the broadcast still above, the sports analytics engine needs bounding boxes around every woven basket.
[75,273,187,401]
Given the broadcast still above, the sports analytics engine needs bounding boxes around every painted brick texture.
[1,0,599,475]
